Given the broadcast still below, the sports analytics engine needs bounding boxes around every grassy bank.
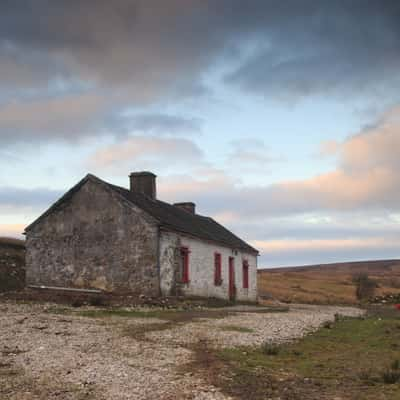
[205,307,400,399]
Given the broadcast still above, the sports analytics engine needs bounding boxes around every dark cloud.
[1,1,400,142]
[225,1,400,100]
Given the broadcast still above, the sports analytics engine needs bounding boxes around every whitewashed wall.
[159,230,257,301]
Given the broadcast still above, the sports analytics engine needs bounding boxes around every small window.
[180,247,190,283]
[242,260,249,289]
[214,252,222,286]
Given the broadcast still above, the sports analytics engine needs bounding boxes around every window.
[214,252,222,286]
[242,260,249,289]
[180,247,190,283]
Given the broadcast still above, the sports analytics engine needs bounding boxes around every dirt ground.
[0,301,363,400]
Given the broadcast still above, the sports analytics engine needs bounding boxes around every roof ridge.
[25,174,259,254]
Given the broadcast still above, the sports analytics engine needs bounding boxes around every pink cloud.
[159,106,400,217]
[87,135,205,172]
[252,237,400,254]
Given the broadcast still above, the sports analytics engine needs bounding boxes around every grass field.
[201,306,400,400]
[258,259,400,304]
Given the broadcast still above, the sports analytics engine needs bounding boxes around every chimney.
[174,202,196,215]
[129,171,157,199]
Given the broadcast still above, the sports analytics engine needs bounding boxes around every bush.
[89,295,107,307]
[391,359,400,370]
[352,273,377,301]
[261,342,280,355]
[323,321,333,329]
[382,369,400,384]
[71,298,83,308]
[358,370,375,385]
[389,278,400,289]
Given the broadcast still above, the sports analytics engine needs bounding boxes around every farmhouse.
[24,172,258,301]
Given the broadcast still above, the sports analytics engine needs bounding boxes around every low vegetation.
[219,325,254,333]
[0,237,25,292]
[205,306,400,399]
[258,259,400,304]
[46,304,288,321]
[352,272,377,300]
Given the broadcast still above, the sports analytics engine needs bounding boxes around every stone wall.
[159,230,257,301]
[26,179,160,295]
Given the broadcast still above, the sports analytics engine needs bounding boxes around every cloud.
[88,135,205,172]
[0,92,111,144]
[160,107,400,216]
[225,2,400,101]
[254,236,400,267]
[113,113,202,136]
[226,139,276,169]
[253,237,400,254]
[1,1,400,144]
[0,186,62,212]
[0,92,201,145]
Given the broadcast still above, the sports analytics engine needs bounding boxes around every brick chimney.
[174,202,196,215]
[129,171,156,199]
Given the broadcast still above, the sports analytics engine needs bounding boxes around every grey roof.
[25,174,259,254]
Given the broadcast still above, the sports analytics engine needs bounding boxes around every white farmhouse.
[25,172,258,301]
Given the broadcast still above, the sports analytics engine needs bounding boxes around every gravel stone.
[0,302,364,399]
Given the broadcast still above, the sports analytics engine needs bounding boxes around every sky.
[1,0,400,267]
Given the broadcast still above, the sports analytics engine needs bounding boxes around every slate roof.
[25,174,259,254]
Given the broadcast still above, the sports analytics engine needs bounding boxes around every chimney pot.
[129,171,156,199]
[174,202,196,215]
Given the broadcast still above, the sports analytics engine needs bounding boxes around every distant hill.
[0,237,26,292]
[0,237,25,249]
[258,259,400,304]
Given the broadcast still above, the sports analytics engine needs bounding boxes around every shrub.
[389,278,400,289]
[261,342,280,355]
[323,321,333,329]
[71,298,83,308]
[89,295,107,307]
[382,369,400,384]
[352,273,377,301]
[391,359,400,370]
[358,370,374,385]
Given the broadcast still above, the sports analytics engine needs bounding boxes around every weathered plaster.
[160,231,257,301]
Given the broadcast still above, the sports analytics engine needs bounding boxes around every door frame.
[228,256,235,300]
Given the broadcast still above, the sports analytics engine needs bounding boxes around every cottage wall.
[25,179,160,295]
[159,231,257,301]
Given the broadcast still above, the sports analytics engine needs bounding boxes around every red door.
[229,257,235,300]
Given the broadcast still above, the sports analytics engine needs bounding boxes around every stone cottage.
[24,172,258,301]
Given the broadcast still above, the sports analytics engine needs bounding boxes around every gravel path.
[0,302,363,400]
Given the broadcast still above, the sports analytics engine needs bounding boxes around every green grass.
[76,308,178,320]
[215,310,400,400]
[46,304,288,322]
[219,325,254,333]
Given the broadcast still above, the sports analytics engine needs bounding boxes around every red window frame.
[180,247,190,283]
[242,260,249,289]
[214,252,222,286]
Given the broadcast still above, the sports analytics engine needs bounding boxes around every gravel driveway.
[0,302,363,400]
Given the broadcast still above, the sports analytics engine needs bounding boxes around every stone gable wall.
[26,179,160,295]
